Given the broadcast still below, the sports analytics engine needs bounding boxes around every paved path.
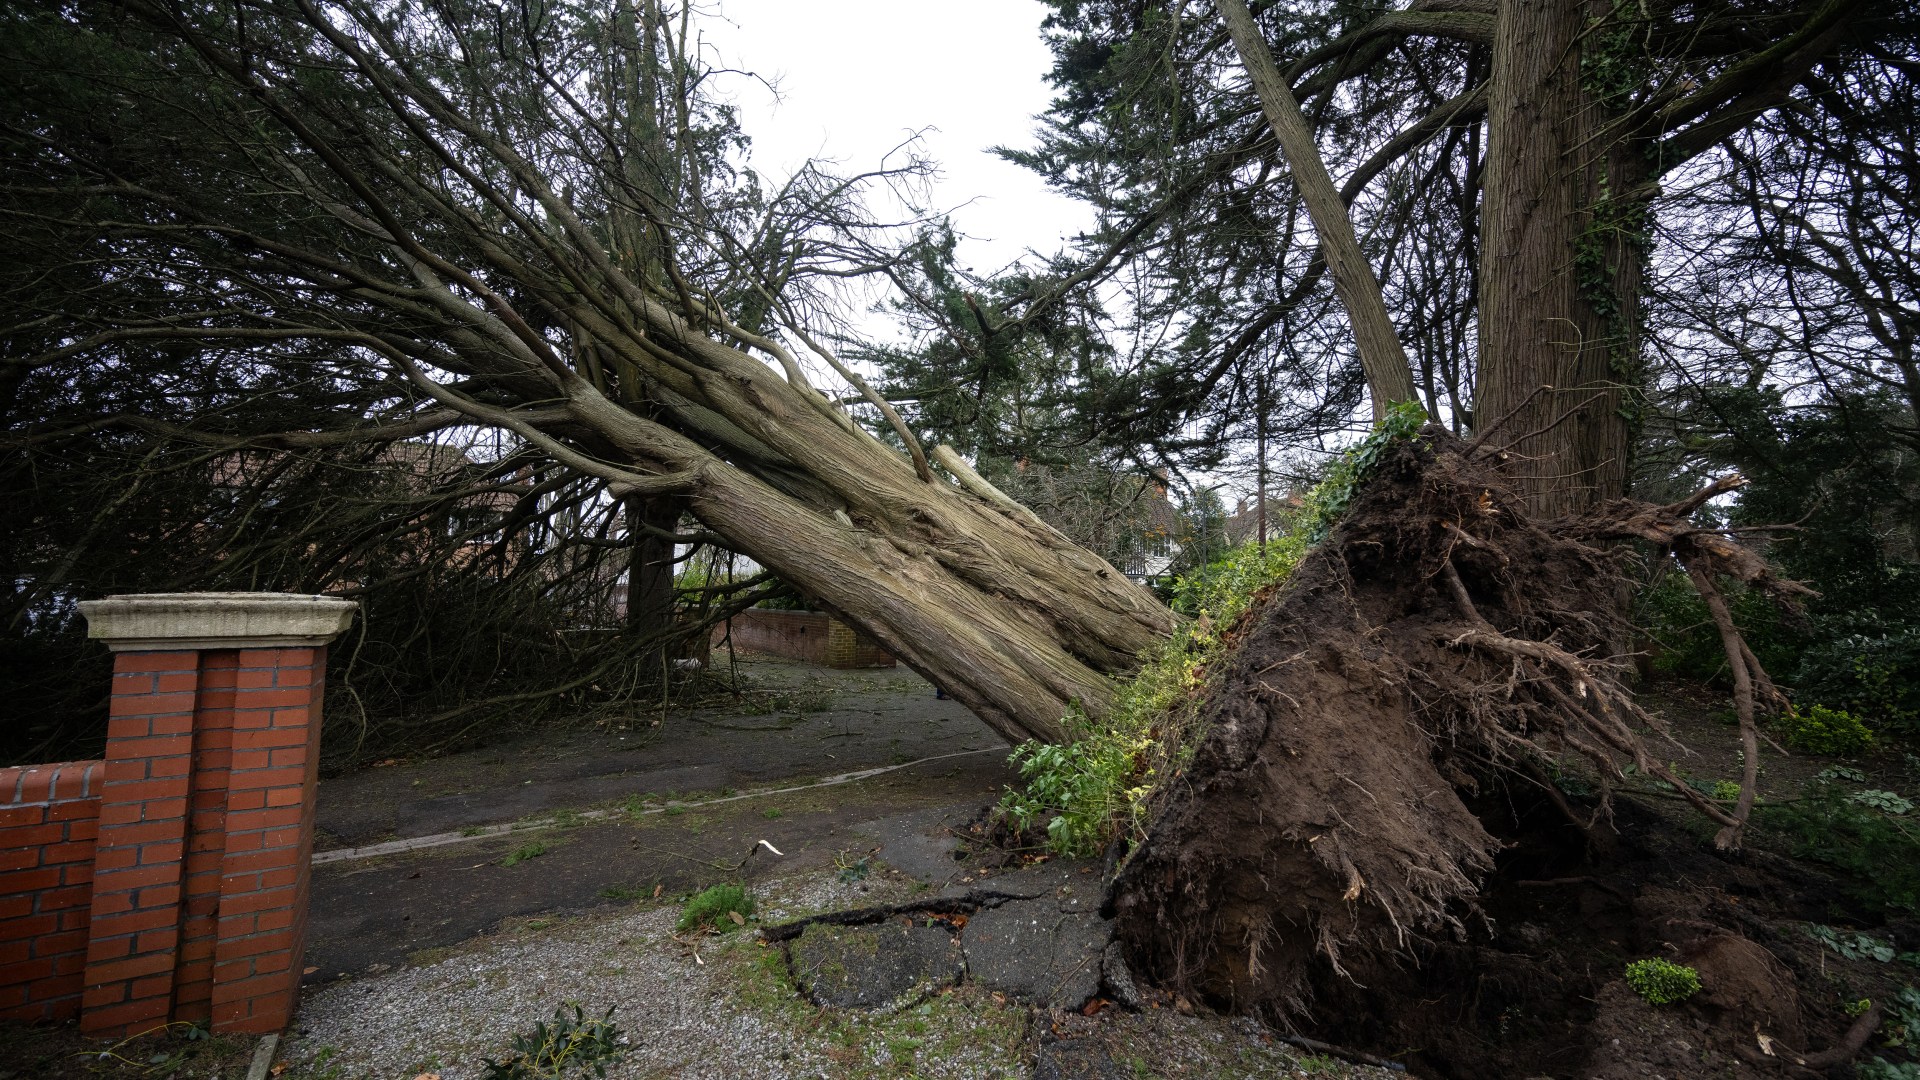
[303,658,1015,983]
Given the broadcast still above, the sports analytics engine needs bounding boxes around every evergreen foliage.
[1623,959,1702,1005]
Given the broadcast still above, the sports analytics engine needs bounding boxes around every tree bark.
[1219,0,1419,419]
[1475,0,1645,514]
[625,493,685,664]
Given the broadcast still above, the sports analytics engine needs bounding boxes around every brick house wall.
[825,619,895,669]
[0,761,102,1021]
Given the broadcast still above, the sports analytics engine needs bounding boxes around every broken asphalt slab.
[790,920,964,1008]
[764,857,1121,1014]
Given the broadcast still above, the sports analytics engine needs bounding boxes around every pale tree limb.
[1218,0,1418,417]
[1686,564,1761,850]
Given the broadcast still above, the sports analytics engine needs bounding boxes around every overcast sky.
[705,1,1090,278]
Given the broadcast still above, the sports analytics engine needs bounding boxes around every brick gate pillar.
[75,594,356,1037]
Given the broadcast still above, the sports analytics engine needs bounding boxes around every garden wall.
[715,609,895,668]
[0,760,102,1021]
[0,593,356,1038]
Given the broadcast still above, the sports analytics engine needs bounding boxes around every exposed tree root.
[1110,428,1808,1028]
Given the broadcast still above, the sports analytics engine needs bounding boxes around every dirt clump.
[1107,429,1892,1077]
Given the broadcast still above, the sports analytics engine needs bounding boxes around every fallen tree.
[1,0,1176,745]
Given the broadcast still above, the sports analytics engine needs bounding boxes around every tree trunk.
[1219,0,1419,419]
[624,493,686,670]
[1475,0,1645,514]
[556,360,1175,746]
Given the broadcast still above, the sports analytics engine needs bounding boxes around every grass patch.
[501,840,550,867]
[677,884,755,933]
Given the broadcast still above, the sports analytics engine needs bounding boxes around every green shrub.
[676,884,754,933]
[1887,984,1920,1048]
[1170,532,1310,619]
[1775,704,1876,756]
[1637,573,1798,683]
[1623,958,1701,1005]
[1796,627,1920,738]
[1859,1059,1920,1080]
[481,1003,624,1080]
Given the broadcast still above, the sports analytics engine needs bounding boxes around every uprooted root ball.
[1110,427,1804,1028]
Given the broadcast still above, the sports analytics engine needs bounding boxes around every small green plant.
[1861,1057,1920,1080]
[1885,984,1920,1048]
[677,884,754,933]
[761,808,783,820]
[1851,790,1916,815]
[480,1003,624,1080]
[1624,958,1701,1005]
[834,853,872,883]
[1847,997,1875,1017]
[1711,779,1742,802]
[501,840,549,867]
[1808,924,1899,962]
[1775,704,1875,755]
[1002,736,1148,855]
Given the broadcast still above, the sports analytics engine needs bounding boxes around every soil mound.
[1108,429,1890,1076]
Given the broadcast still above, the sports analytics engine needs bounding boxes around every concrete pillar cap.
[78,592,359,652]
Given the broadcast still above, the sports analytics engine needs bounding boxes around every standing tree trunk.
[1219,0,1419,419]
[1475,0,1647,514]
[625,493,686,667]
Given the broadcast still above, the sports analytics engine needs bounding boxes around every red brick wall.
[79,645,327,1036]
[208,646,325,1033]
[0,644,329,1037]
[716,609,831,664]
[715,610,895,668]
[0,760,103,1022]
